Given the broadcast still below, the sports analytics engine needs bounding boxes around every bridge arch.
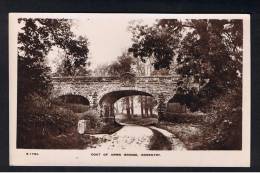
[97,88,159,119]
[99,90,154,106]
[96,86,157,104]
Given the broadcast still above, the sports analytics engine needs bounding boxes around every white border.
[9,13,251,167]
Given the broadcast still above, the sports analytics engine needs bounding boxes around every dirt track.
[87,124,186,150]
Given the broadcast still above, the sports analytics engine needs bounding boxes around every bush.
[157,89,242,150]
[160,113,203,123]
[199,89,242,150]
[78,110,122,134]
[78,110,105,130]
[17,93,79,148]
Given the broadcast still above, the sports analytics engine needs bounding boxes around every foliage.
[199,88,242,149]
[17,18,91,148]
[175,19,242,110]
[157,121,204,150]
[151,68,170,76]
[56,60,92,76]
[129,19,242,111]
[54,36,90,76]
[129,19,243,149]
[160,113,203,123]
[17,94,79,148]
[79,110,105,130]
[92,64,110,76]
[159,88,242,150]
[107,52,135,76]
[92,52,135,77]
[79,110,122,134]
[128,20,182,70]
[18,18,89,101]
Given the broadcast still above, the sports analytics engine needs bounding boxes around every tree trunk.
[149,107,153,117]
[126,97,131,119]
[149,97,153,116]
[109,104,114,117]
[121,99,125,114]
[130,96,134,116]
[104,105,109,117]
[145,96,148,117]
[149,103,153,117]
[140,96,144,117]
[115,102,119,114]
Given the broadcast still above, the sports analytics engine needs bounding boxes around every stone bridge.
[51,73,179,120]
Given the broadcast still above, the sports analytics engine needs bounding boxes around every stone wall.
[51,75,178,117]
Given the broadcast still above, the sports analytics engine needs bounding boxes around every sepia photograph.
[9,13,250,166]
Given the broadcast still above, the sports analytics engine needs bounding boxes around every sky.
[72,18,156,69]
[72,18,133,69]
[47,17,156,71]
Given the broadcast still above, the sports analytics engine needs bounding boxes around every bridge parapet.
[51,75,179,83]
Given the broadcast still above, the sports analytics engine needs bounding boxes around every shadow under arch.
[53,94,90,106]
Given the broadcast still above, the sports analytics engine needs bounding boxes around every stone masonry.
[51,73,178,119]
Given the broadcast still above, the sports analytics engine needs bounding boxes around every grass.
[118,116,158,126]
[156,121,206,150]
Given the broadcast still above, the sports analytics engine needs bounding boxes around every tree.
[18,18,89,101]
[114,102,119,114]
[175,19,242,110]
[139,96,144,117]
[133,58,146,76]
[107,52,134,76]
[147,96,156,116]
[128,20,182,70]
[128,19,242,111]
[130,96,134,115]
[128,19,243,149]
[125,97,131,119]
[144,96,149,117]
[55,54,92,77]
[92,64,110,76]
[17,18,90,148]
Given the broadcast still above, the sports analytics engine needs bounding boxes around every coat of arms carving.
[120,72,136,87]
